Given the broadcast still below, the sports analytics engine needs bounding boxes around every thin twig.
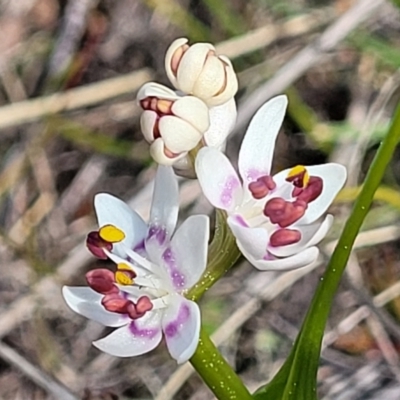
[0,341,79,400]
[0,68,152,130]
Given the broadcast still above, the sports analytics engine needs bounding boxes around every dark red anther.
[140,98,151,110]
[126,296,153,320]
[101,293,130,314]
[248,175,276,199]
[86,231,113,259]
[286,169,307,188]
[264,198,307,228]
[293,176,323,203]
[153,118,161,139]
[270,229,301,247]
[86,268,119,295]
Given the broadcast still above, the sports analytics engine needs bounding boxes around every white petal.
[94,193,147,258]
[62,286,128,327]
[195,147,243,212]
[176,42,214,93]
[204,98,237,148]
[165,38,189,88]
[267,214,333,257]
[242,245,320,271]
[164,215,209,290]
[206,56,238,107]
[193,56,225,100]
[149,138,185,166]
[172,96,210,133]
[162,294,201,364]
[160,116,202,153]
[149,166,179,240]
[227,216,269,260]
[140,110,157,143]
[238,95,288,183]
[93,311,163,357]
[297,163,346,224]
[137,82,178,102]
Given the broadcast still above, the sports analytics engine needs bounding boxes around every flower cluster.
[63,166,209,363]
[137,38,238,170]
[63,38,347,364]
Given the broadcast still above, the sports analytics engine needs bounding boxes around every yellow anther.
[287,165,310,187]
[99,224,125,243]
[117,262,133,272]
[115,271,133,286]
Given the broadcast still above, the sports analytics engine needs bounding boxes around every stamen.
[122,246,160,275]
[99,225,125,243]
[86,231,112,259]
[264,198,307,228]
[115,262,137,286]
[294,176,323,203]
[101,293,130,313]
[156,99,173,114]
[286,165,310,188]
[248,175,276,199]
[270,229,301,247]
[86,268,119,294]
[101,293,153,319]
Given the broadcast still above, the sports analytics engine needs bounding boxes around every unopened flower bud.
[165,38,238,107]
[137,82,210,165]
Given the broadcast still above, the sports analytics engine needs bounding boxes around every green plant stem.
[190,327,253,400]
[185,210,246,399]
[255,104,400,399]
[187,210,241,301]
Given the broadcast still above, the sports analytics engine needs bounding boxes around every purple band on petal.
[133,239,146,253]
[220,176,240,208]
[233,215,248,227]
[162,248,186,289]
[164,304,190,338]
[129,321,159,339]
[245,168,263,182]
[263,251,275,261]
[147,225,167,246]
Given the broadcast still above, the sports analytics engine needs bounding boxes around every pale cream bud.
[165,38,238,107]
[137,82,210,165]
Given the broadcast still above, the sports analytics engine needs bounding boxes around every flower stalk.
[190,327,253,400]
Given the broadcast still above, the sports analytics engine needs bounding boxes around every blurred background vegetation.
[0,0,400,399]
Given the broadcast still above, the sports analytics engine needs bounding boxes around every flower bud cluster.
[137,38,238,168]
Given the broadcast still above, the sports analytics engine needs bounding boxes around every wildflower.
[63,166,209,363]
[195,95,346,271]
[165,38,238,107]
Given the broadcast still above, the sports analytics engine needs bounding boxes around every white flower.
[195,95,347,271]
[63,166,209,363]
[165,38,238,107]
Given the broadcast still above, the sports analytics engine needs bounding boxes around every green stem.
[186,210,246,399]
[190,327,253,400]
[298,103,400,356]
[187,210,241,301]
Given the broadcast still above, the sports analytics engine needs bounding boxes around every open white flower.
[165,38,238,107]
[63,166,209,363]
[196,95,347,271]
